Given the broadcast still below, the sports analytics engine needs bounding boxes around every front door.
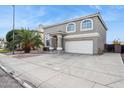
[52,36,57,50]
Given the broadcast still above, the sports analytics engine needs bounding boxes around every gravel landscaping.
[3,50,42,59]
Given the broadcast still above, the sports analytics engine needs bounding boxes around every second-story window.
[66,22,76,33]
[81,19,93,31]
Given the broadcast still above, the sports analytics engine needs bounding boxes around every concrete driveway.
[0,53,124,88]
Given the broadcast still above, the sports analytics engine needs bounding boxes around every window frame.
[66,22,76,33]
[80,19,93,31]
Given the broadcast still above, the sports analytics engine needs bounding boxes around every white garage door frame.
[65,40,93,54]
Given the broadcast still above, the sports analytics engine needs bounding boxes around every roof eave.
[97,14,108,31]
[43,13,108,31]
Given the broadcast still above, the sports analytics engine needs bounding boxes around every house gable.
[43,12,107,31]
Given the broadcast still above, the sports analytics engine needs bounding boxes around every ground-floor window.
[45,34,50,47]
[46,40,50,46]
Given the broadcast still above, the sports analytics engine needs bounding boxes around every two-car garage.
[65,40,93,54]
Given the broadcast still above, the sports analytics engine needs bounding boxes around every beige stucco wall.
[36,25,44,45]
[43,15,107,54]
[44,16,101,35]
[95,17,107,53]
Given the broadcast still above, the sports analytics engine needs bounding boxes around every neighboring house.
[42,12,107,54]
[36,24,44,43]
[0,38,5,49]
[121,42,124,45]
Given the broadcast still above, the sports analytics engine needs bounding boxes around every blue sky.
[0,5,124,43]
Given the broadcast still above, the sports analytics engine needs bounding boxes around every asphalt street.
[0,67,22,88]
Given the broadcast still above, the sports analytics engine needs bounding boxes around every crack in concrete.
[37,71,63,88]
[105,79,124,86]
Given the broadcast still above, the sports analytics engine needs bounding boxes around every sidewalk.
[0,53,124,88]
[0,67,22,88]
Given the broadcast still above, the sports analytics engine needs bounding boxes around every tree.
[6,29,22,42]
[112,39,121,45]
[6,29,21,50]
[15,29,43,53]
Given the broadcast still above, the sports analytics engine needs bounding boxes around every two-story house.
[42,13,107,54]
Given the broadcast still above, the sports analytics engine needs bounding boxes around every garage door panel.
[65,40,93,54]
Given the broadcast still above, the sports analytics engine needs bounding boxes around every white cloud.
[101,7,124,22]
[0,6,47,37]
[89,5,102,10]
[14,6,46,29]
[89,6,123,22]
[109,5,124,10]
[103,11,121,22]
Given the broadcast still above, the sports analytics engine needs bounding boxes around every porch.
[48,31,65,52]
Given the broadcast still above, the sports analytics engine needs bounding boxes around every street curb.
[0,64,34,88]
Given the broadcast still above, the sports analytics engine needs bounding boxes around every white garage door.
[65,40,93,54]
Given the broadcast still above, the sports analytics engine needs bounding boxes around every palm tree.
[15,29,43,53]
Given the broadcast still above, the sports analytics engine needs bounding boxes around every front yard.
[0,49,11,53]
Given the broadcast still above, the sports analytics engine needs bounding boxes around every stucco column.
[49,35,54,50]
[57,34,62,51]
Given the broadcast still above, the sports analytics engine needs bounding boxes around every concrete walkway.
[0,53,124,88]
